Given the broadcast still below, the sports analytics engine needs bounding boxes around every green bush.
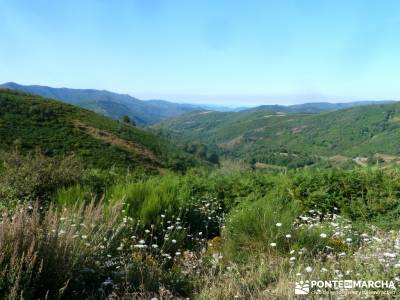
[223,196,300,260]
[0,151,83,208]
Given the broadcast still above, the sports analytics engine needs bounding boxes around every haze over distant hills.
[243,101,397,114]
[1,82,397,126]
[0,82,205,126]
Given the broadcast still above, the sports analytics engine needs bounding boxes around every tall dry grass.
[0,201,125,299]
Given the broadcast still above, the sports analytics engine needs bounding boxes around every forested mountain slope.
[0,89,193,170]
[0,82,202,126]
[155,104,400,167]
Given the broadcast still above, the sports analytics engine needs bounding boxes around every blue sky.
[1,0,400,105]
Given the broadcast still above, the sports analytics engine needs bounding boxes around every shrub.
[223,196,300,260]
[0,151,83,208]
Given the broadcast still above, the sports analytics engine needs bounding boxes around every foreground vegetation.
[1,152,400,299]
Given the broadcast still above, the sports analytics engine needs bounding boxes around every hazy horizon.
[3,81,399,108]
[2,1,400,105]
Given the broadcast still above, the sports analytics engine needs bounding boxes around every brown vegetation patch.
[218,135,244,149]
[291,125,307,134]
[329,155,350,163]
[74,121,158,163]
[374,153,398,162]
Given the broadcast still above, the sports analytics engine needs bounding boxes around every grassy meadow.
[1,151,400,299]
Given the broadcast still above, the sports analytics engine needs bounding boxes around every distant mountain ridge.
[155,101,400,168]
[244,100,397,113]
[1,82,397,126]
[0,82,203,126]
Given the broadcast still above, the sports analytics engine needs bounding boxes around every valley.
[1,88,400,299]
[155,103,400,168]
[3,2,400,298]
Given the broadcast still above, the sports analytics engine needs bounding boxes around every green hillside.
[0,89,192,170]
[155,104,400,167]
[243,100,396,114]
[0,82,203,126]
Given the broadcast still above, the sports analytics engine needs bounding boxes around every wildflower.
[172,239,177,244]
[131,235,136,239]
[290,250,295,254]
[81,235,88,239]
[321,268,328,273]
[320,233,327,238]
[134,244,147,248]
[276,223,282,227]
[345,238,352,243]
[152,244,159,248]
[139,239,145,244]
[384,252,396,258]
[285,234,292,239]
[145,229,150,233]
[270,242,277,247]
[102,277,114,288]
[161,214,165,218]
[289,257,296,261]
[176,251,181,256]
[296,273,302,276]
[305,266,313,273]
